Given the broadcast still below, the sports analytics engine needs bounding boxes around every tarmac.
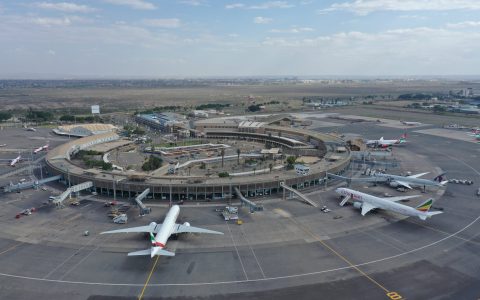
[0,121,479,300]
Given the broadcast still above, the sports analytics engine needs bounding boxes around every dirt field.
[1,79,477,112]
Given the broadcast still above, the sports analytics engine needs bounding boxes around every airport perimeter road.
[0,123,479,300]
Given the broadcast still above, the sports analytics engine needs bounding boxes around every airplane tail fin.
[416,198,434,212]
[416,198,443,220]
[433,173,446,182]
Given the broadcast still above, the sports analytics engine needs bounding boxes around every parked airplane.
[401,121,422,126]
[101,205,223,257]
[33,143,49,154]
[9,155,22,167]
[365,134,407,148]
[330,172,447,191]
[0,144,6,147]
[0,155,23,167]
[335,187,443,220]
[25,127,36,132]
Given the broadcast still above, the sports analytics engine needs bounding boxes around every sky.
[1,0,480,78]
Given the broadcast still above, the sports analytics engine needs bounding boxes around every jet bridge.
[280,182,318,207]
[134,188,151,215]
[52,181,93,206]
[233,187,263,213]
[2,175,62,193]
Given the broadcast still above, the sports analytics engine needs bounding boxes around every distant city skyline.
[1,0,480,78]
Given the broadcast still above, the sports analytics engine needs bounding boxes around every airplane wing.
[101,223,160,234]
[382,195,420,202]
[394,180,413,189]
[361,203,377,216]
[173,224,224,235]
[407,172,429,178]
[327,173,387,183]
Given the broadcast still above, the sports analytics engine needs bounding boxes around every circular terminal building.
[45,122,351,202]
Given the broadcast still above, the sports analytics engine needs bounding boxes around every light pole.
[169,179,172,207]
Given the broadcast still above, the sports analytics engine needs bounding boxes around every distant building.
[195,118,240,133]
[135,113,186,133]
[53,123,117,137]
[177,129,191,138]
[461,88,474,97]
[190,110,209,118]
[238,121,266,133]
[295,164,310,176]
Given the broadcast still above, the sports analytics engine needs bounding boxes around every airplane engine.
[389,181,399,188]
[353,202,362,209]
[183,222,190,227]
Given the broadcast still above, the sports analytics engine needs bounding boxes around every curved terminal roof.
[57,123,117,133]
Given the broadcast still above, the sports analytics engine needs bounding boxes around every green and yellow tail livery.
[416,198,433,212]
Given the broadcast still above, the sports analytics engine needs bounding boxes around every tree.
[141,155,162,171]
[236,148,241,164]
[0,111,12,122]
[220,148,225,168]
[218,171,229,178]
[247,104,261,112]
[269,163,273,173]
[60,115,75,122]
[433,105,446,113]
[286,156,296,170]
[133,127,145,135]
[26,109,54,123]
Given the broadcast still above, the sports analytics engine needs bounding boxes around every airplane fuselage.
[10,155,21,167]
[336,188,429,219]
[33,145,48,154]
[375,173,444,187]
[153,205,181,250]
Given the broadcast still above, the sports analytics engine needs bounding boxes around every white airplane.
[0,144,6,147]
[373,172,447,190]
[33,143,49,154]
[9,155,21,167]
[101,205,224,257]
[335,187,443,220]
[365,134,407,148]
[401,121,422,126]
[331,172,448,190]
[25,127,36,132]
[0,155,22,167]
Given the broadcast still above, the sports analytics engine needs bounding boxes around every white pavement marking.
[0,214,477,287]
[57,243,102,281]
[0,141,479,287]
[43,235,101,279]
[239,226,266,279]
[225,222,249,281]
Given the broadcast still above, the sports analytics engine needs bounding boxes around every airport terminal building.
[45,125,350,202]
